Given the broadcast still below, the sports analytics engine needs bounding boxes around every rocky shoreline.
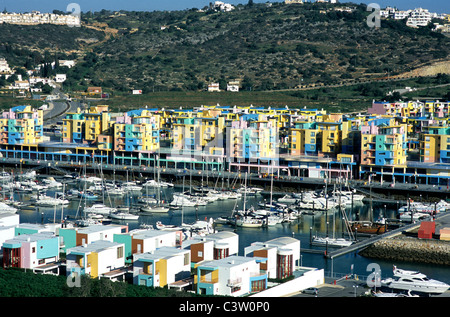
[359,236,450,266]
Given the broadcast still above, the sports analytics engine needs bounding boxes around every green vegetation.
[70,2,448,94]
[0,2,448,112]
[0,268,199,297]
[2,2,448,96]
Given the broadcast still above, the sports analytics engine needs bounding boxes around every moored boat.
[380,266,450,294]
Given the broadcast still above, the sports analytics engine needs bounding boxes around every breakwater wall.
[359,236,450,266]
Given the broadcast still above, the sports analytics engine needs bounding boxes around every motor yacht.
[381,266,450,294]
[84,204,117,215]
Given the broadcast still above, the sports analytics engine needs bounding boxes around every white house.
[55,74,66,83]
[227,81,240,92]
[132,246,191,288]
[0,212,19,251]
[407,8,432,27]
[113,228,181,264]
[196,255,268,296]
[59,224,128,252]
[244,236,301,280]
[183,231,239,264]
[2,232,60,270]
[0,213,19,227]
[0,58,12,74]
[208,82,220,92]
[58,60,76,68]
[66,240,125,279]
[13,80,30,90]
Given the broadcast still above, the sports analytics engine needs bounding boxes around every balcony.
[226,277,242,287]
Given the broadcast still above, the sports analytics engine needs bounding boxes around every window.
[251,280,266,293]
[117,246,124,259]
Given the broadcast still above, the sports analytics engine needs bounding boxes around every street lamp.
[353,285,358,297]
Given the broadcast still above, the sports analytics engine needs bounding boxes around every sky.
[0,0,448,14]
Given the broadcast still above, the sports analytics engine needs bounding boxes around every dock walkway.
[326,211,450,259]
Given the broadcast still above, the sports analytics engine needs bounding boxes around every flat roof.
[199,255,255,269]
[134,246,188,262]
[68,240,122,254]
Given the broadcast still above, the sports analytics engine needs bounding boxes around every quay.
[3,157,450,202]
[325,211,450,259]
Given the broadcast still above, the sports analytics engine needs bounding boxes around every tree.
[42,84,53,94]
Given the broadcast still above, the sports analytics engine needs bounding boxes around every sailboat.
[350,182,386,234]
[140,153,170,213]
[311,175,354,248]
[233,172,264,228]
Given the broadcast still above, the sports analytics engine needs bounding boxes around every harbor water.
[11,178,450,286]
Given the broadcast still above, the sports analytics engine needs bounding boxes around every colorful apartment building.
[227,115,279,172]
[288,120,318,156]
[0,106,43,145]
[4,100,450,185]
[62,108,84,144]
[420,122,450,163]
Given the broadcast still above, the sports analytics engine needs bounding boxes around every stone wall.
[359,236,450,266]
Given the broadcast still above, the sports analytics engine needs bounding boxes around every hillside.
[1,2,449,105]
[68,2,449,94]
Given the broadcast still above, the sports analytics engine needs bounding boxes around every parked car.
[302,287,319,295]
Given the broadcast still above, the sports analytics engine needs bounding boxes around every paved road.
[43,86,82,125]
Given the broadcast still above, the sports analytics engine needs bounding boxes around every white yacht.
[381,266,450,294]
[170,194,197,207]
[277,194,298,204]
[140,204,170,213]
[84,204,117,215]
[121,181,142,192]
[235,216,264,228]
[0,202,18,213]
[311,236,353,248]
[35,195,69,207]
[142,179,174,187]
[399,211,429,222]
[109,212,139,220]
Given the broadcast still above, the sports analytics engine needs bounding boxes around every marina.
[2,168,450,289]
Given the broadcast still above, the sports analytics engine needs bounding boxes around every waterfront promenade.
[4,156,450,201]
